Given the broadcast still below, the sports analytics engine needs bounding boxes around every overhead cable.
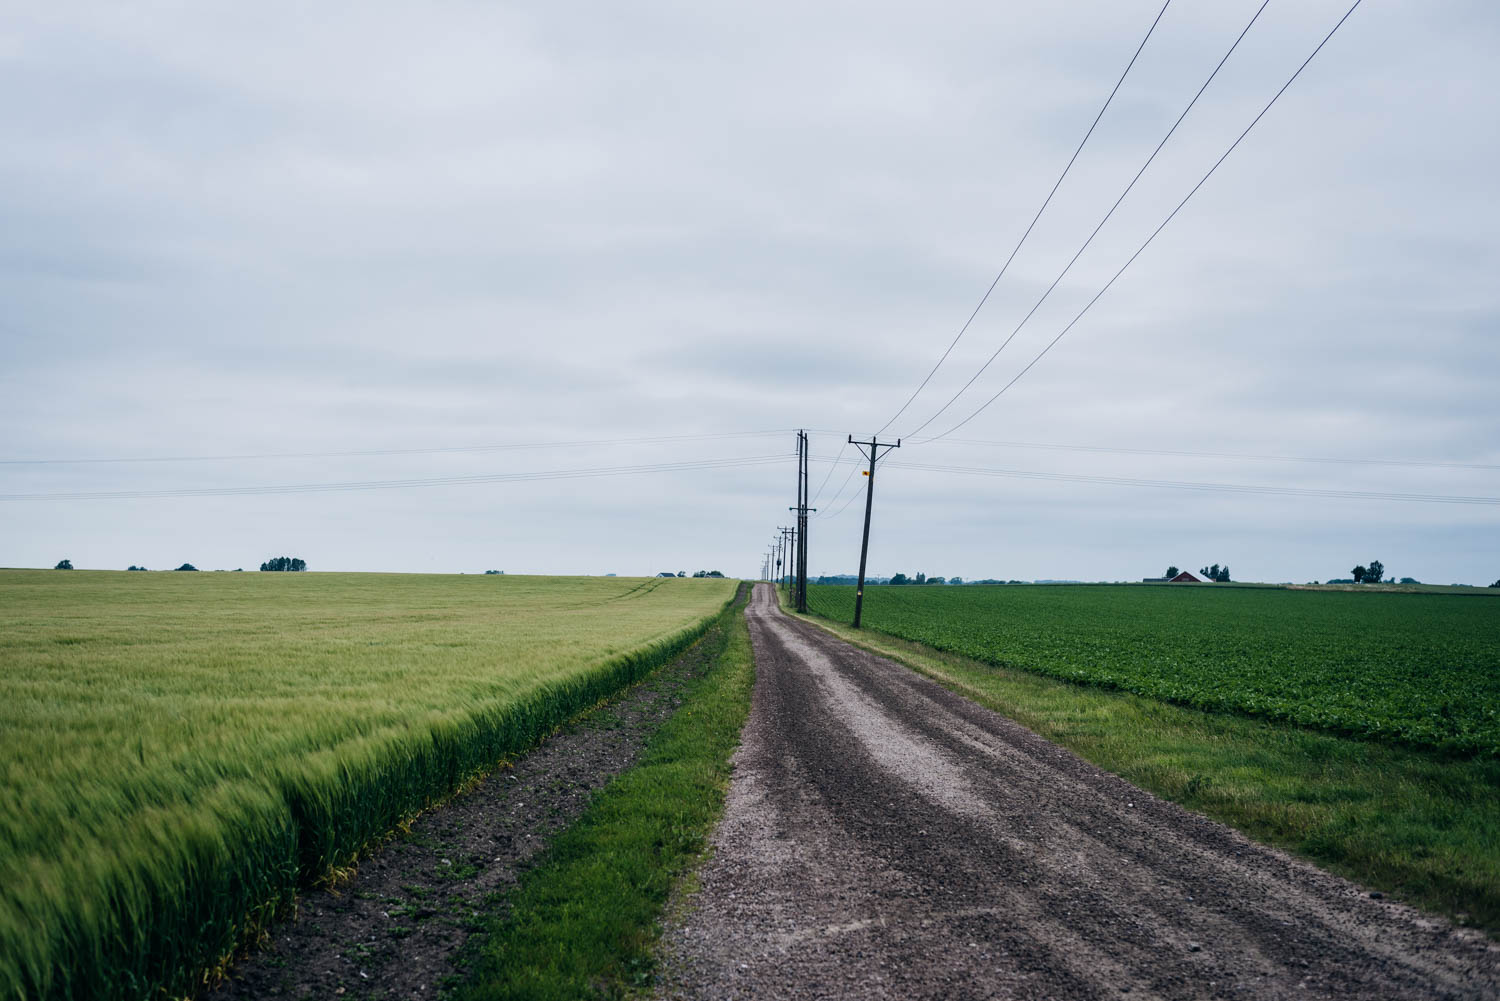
[929,437,1500,472]
[0,429,798,466]
[883,457,1500,507]
[902,0,1271,439]
[919,0,1366,444]
[0,454,792,502]
[809,435,849,506]
[876,0,1173,436]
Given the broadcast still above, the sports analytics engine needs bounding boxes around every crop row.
[805,583,1500,755]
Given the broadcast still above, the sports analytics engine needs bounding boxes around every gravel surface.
[655,583,1499,1000]
[206,629,724,1001]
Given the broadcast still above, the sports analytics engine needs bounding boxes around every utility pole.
[849,435,900,629]
[786,525,798,594]
[788,430,815,612]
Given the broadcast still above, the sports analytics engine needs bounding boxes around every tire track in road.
[656,583,1498,1000]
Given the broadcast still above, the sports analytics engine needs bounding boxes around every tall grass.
[0,570,736,1001]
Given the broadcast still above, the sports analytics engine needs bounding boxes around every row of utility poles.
[765,429,898,628]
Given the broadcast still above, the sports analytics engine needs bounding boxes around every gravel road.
[655,583,1498,1000]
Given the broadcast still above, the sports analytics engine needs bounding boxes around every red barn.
[1168,571,1202,583]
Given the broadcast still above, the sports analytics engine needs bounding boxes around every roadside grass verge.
[458,584,754,1001]
[789,596,1500,936]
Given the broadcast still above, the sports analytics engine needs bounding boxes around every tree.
[1200,564,1220,582]
[927,576,946,585]
[1165,566,1180,579]
[949,577,963,585]
[1216,565,1231,583]
[1351,565,1368,583]
[676,571,685,578]
[260,557,307,572]
[1367,560,1384,583]
[175,563,198,572]
[914,571,927,585]
[127,565,147,571]
[484,570,503,575]
[889,573,909,586]
[54,559,73,570]
[1490,579,1500,588]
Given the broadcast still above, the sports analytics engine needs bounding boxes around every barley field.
[0,569,735,1001]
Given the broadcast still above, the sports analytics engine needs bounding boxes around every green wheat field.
[0,569,735,1001]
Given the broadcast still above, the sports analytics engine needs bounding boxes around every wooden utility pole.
[849,435,900,628]
[786,525,798,594]
[789,430,815,612]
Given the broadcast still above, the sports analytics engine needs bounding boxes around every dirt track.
[656,583,1498,1000]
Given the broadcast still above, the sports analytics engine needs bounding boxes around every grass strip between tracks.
[789,590,1500,937]
[457,583,754,1001]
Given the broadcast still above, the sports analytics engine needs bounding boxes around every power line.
[927,437,1500,473]
[920,0,1367,444]
[883,457,1500,507]
[0,453,792,502]
[808,435,848,506]
[812,459,862,521]
[0,429,799,466]
[876,0,1173,436]
[819,485,866,522]
[902,0,1271,439]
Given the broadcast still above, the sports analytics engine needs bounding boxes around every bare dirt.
[655,583,1500,1000]
[206,622,727,1001]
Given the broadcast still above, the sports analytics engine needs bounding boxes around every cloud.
[1,0,1496,582]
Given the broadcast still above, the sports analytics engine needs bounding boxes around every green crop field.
[805,583,1500,755]
[0,569,736,1001]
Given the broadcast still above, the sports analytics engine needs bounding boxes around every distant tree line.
[691,570,725,578]
[887,572,955,585]
[260,557,307,572]
[1198,564,1231,582]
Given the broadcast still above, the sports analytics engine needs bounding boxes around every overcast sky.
[2,0,1497,584]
